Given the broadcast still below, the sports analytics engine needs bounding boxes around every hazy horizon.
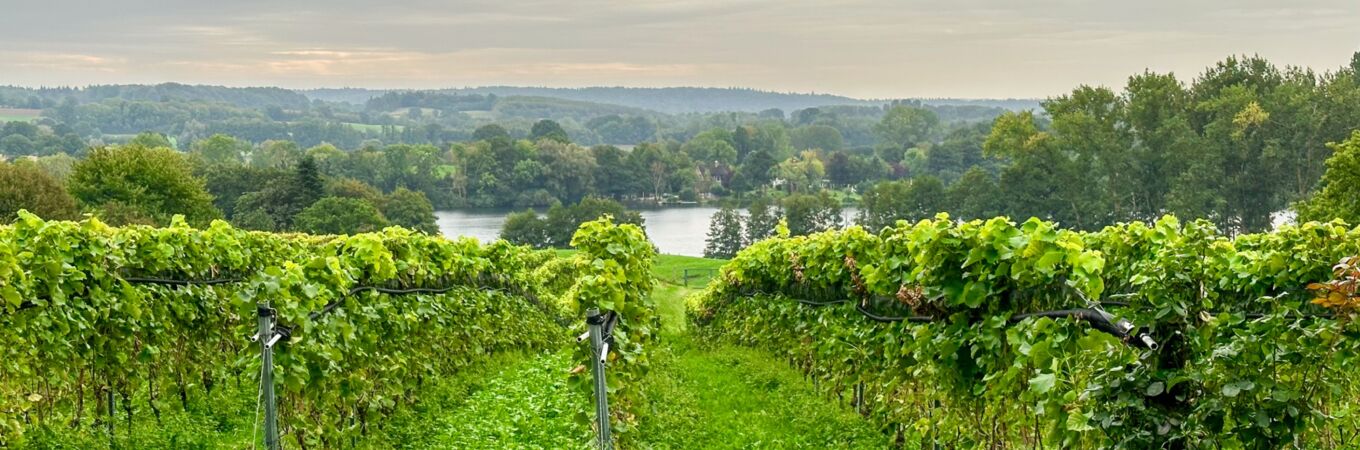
[0,82,1048,103]
[3,0,1357,99]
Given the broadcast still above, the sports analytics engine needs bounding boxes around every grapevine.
[0,211,648,448]
[692,214,1360,448]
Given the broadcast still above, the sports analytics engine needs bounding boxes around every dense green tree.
[857,176,945,230]
[731,149,777,193]
[202,164,287,218]
[682,129,739,166]
[0,161,80,222]
[775,150,825,193]
[295,155,325,206]
[703,206,745,259]
[500,209,549,247]
[590,145,635,200]
[824,150,889,187]
[0,135,35,156]
[628,143,693,201]
[530,119,570,143]
[1297,131,1360,223]
[791,125,844,151]
[68,145,221,226]
[946,167,1005,221]
[472,124,511,141]
[191,134,250,165]
[1122,71,1196,221]
[28,153,78,181]
[1042,85,1129,227]
[251,140,302,169]
[586,115,657,144]
[233,207,277,231]
[228,158,327,230]
[745,196,780,244]
[781,191,842,236]
[499,197,643,248]
[127,132,173,149]
[382,187,439,234]
[925,123,990,183]
[535,140,598,203]
[542,197,643,247]
[325,177,384,204]
[875,106,940,150]
[293,197,389,235]
[984,111,1089,227]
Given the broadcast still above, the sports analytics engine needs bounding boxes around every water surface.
[436,206,859,257]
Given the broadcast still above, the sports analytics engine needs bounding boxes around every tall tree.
[530,119,570,143]
[294,197,389,235]
[984,111,1088,227]
[732,149,777,193]
[703,206,746,259]
[1297,131,1360,223]
[781,191,842,236]
[295,155,325,206]
[382,187,439,234]
[68,145,221,226]
[875,106,940,150]
[473,124,511,141]
[0,161,80,222]
[857,176,945,230]
[946,167,1004,221]
[192,134,250,165]
[745,196,780,244]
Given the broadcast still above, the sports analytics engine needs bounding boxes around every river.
[436,206,860,257]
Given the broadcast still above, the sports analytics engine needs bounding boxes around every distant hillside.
[0,83,312,110]
[305,86,1040,114]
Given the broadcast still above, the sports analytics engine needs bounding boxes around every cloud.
[0,0,1355,97]
[1,51,126,72]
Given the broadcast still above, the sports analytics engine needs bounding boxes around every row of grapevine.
[691,214,1360,448]
[564,218,657,437]
[0,212,649,448]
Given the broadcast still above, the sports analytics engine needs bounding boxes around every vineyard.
[3,210,1360,449]
[0,212,655,448]
[691,214,1360,448]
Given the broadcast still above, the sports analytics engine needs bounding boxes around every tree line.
[0,132,439,236]
[5,52,1360,247]
[703,52,1360,257]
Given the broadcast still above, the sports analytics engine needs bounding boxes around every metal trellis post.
[257,303,281,450]
[586,308,612,449]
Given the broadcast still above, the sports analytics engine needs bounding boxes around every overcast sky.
[1,0,1357,98]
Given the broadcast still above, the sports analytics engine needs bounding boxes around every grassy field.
[342,122,404,133]
[0,108,41,123]
[629,253,890,449]
[652,254,725,287]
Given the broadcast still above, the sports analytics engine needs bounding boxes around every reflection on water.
[435,206,859,257]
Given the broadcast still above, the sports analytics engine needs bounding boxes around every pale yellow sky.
[2,0,1357,98]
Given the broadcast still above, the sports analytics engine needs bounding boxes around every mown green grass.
[395,350,590,449]
[632,341,893,449]
[652,254,725,287]
[630,259,893,449]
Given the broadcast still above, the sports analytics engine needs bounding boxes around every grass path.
[404,254,887,449]
[409,351,589,449]
[630,255,891,449]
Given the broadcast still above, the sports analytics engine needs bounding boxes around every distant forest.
[3,52,1360,237]
[0,84,1018,149]
[305,86,1041,114]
